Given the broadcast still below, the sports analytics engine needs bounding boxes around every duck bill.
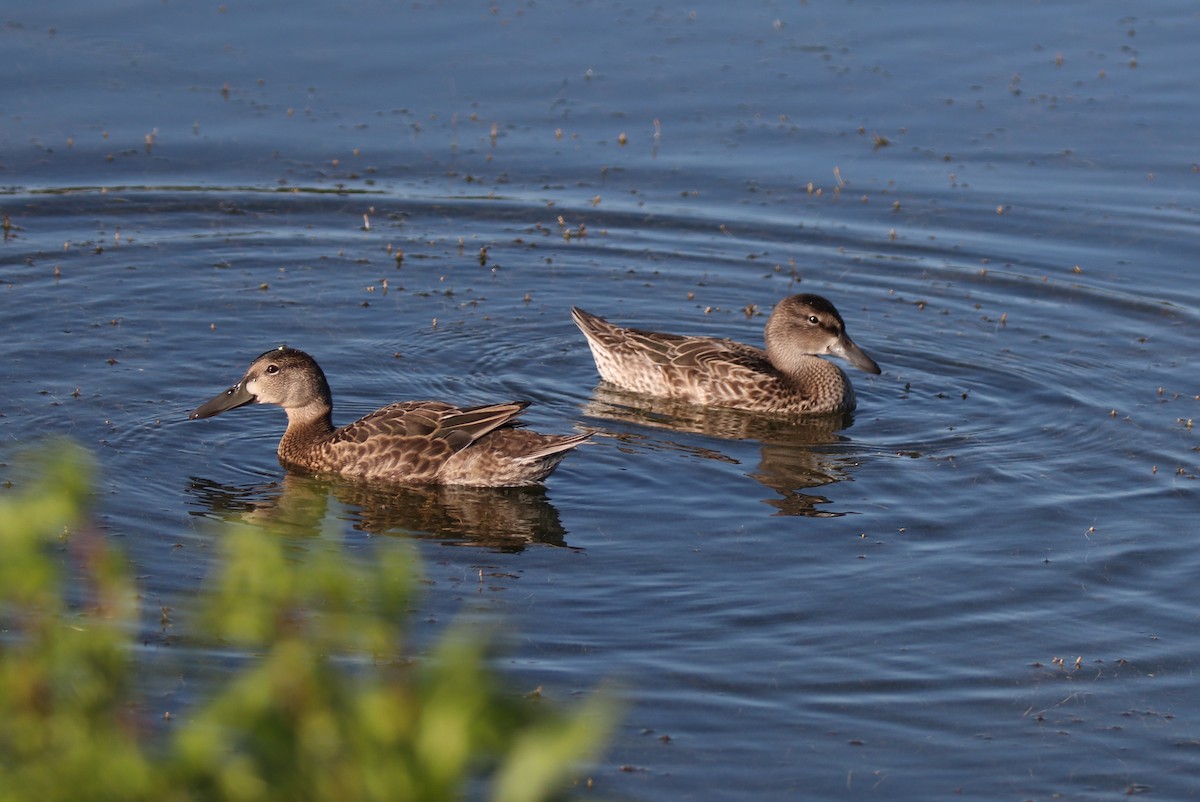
[829,335,881,375]
[190,381,256,420]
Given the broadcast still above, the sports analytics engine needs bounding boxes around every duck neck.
[281,401,336,442]
[766,341,816,379]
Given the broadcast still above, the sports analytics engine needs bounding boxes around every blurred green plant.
[0,442,616,802]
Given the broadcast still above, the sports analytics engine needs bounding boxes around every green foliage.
[0,443,616,802]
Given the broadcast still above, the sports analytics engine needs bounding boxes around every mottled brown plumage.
[572,294,881,415]
[190,347,589,486]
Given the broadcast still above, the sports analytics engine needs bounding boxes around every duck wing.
[654,335,772,374]
[337,400,527,447]
[316,400,532,483]
[573,307,772,376]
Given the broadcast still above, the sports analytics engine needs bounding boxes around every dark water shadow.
[581,383,860,517]
[185,472,570,552]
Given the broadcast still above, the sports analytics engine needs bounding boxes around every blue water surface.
[3,2,1199,799]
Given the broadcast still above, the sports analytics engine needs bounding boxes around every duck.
[571,294,881,416]
[189,347,590,486]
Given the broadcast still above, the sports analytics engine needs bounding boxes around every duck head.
[190,346,333,420]
[764,294,881,376]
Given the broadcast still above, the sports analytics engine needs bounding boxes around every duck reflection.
[582,384,860,517]
[186,471,569,551]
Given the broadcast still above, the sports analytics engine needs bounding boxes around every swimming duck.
[190,347,590,486]
[571,294,881,415]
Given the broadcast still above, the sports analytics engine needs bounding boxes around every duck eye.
[265,364,279,375]
[807,315,820,325]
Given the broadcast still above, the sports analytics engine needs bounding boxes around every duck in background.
[572,294,880,416]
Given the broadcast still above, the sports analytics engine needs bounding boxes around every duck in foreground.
[571,294,881,416]
[190,347,590,486]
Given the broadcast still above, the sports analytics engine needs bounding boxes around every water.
[3,1,1199,798]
